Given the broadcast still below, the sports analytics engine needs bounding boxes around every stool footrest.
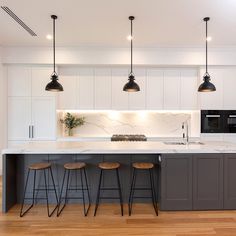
[132,196,152,199]
[60,197,84,200]
[67,188,89,191]
[99,197,121,199]
[100,188,120,190]
[132,188,152,190]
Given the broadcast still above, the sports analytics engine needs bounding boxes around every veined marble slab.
[3,141,236,155]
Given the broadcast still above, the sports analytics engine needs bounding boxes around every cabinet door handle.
[32,125,34,139]
[206,115,220,118]
[29,126,31,139]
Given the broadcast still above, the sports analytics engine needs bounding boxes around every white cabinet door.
[58,75,77,110]
[163,70,181,109]
[223,68,236,109]
[31,97,56,140]
[32,67,55,97]
[129,69,146,110]
[8,97,31,140]
[111,68,129,110]
[199,68,223,109]
[146,69,164,109]
[180,69,198,110]
[77,68,94,109]
[94,68,112,109]
[8,66,31,97]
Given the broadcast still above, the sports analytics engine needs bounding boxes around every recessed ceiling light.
[206,36,212,41]
[46,34,53,40]
[127,35,133,41]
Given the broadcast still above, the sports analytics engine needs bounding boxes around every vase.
[68,129,73,136]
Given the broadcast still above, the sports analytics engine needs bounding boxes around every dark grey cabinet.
[223,154,236,209]
[193,154,223,210]
[160,154,193,210]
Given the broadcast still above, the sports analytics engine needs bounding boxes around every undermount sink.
[163,141,204,145]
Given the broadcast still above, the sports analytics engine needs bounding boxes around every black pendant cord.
[53,17,56,74]
[130,18,133,74]
[205,19,208,74]
[51,15,57,75]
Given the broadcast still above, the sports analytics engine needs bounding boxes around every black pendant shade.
[198,73,216,92]
[198,17,216,92]
[123,16,140,92]
[45,73,63,92]
[45,15,63,92]
[123,73,140,92]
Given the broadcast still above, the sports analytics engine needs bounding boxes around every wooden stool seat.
[98,162,120,170]
[29,162,51,170]
[64,162,86,170]
[132,162,154,169]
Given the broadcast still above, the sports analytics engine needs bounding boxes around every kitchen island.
[2,140,236,213]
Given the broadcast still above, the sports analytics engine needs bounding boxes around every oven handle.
[229,115,236,118]
[205,115,221,118]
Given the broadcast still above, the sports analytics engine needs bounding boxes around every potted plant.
[60,112,85,136]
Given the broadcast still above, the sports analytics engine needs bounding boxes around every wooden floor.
[1,180,236,236]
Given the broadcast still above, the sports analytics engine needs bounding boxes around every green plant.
[60,112,85,136]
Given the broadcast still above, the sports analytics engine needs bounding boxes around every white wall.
[3,46,236,66]
[0,48,7,175]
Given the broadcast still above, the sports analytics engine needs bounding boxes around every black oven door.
[224,111,236,133]
[201,110,224,133]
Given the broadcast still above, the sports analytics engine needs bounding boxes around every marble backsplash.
[57,111,200,138]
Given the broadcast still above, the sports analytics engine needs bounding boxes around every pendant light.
[123,16,140,92]
[45,15,63,92]
[198,17,216,92]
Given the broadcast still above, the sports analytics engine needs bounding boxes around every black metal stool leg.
[80,168,87,216]
[48,167,59,216]
[149,169,158,216]
[20,169,33,217]
[94,169,103,216]
[129,168,137,216]
[83,168,91,206]
[116,169,123,216]
[43,169,50,217]
[57,169,67,216]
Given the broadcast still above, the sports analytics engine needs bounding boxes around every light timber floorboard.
[1,177,236,236]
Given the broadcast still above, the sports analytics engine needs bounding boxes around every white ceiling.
[0,0,236,47]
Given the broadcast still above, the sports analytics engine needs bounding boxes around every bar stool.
[57,162,91,216]
[128,162,158,216]
[94,162,123,216]
[20,162,58,217]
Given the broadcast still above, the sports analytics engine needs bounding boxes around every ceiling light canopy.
[123,16,140,92]
[198,17,216,92]
[45,15,63,92]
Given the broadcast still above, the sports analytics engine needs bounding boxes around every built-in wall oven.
[224,110,236,133]
[201,110,224,133]
[201,110,236,133]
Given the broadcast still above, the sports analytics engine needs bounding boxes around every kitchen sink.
[163,141,204,145]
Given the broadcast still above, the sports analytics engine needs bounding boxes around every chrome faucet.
[182,121,189,144]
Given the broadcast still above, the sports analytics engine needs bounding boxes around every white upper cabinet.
[129,69,146,110]
[223,68,236,109]
[8,66,31,97]
[146,69,164,109]
[163,70,181,109]
[111,68,129,110]
[199,68,223,110]
[58,75,77,110]
[78,68,94,109]
[94,68,112,109]
[180,69,198,110]
[32,67,55,97]
[31,97,56,140]
[8,97,31,141]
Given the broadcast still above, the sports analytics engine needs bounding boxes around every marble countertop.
[3,140,236,154]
